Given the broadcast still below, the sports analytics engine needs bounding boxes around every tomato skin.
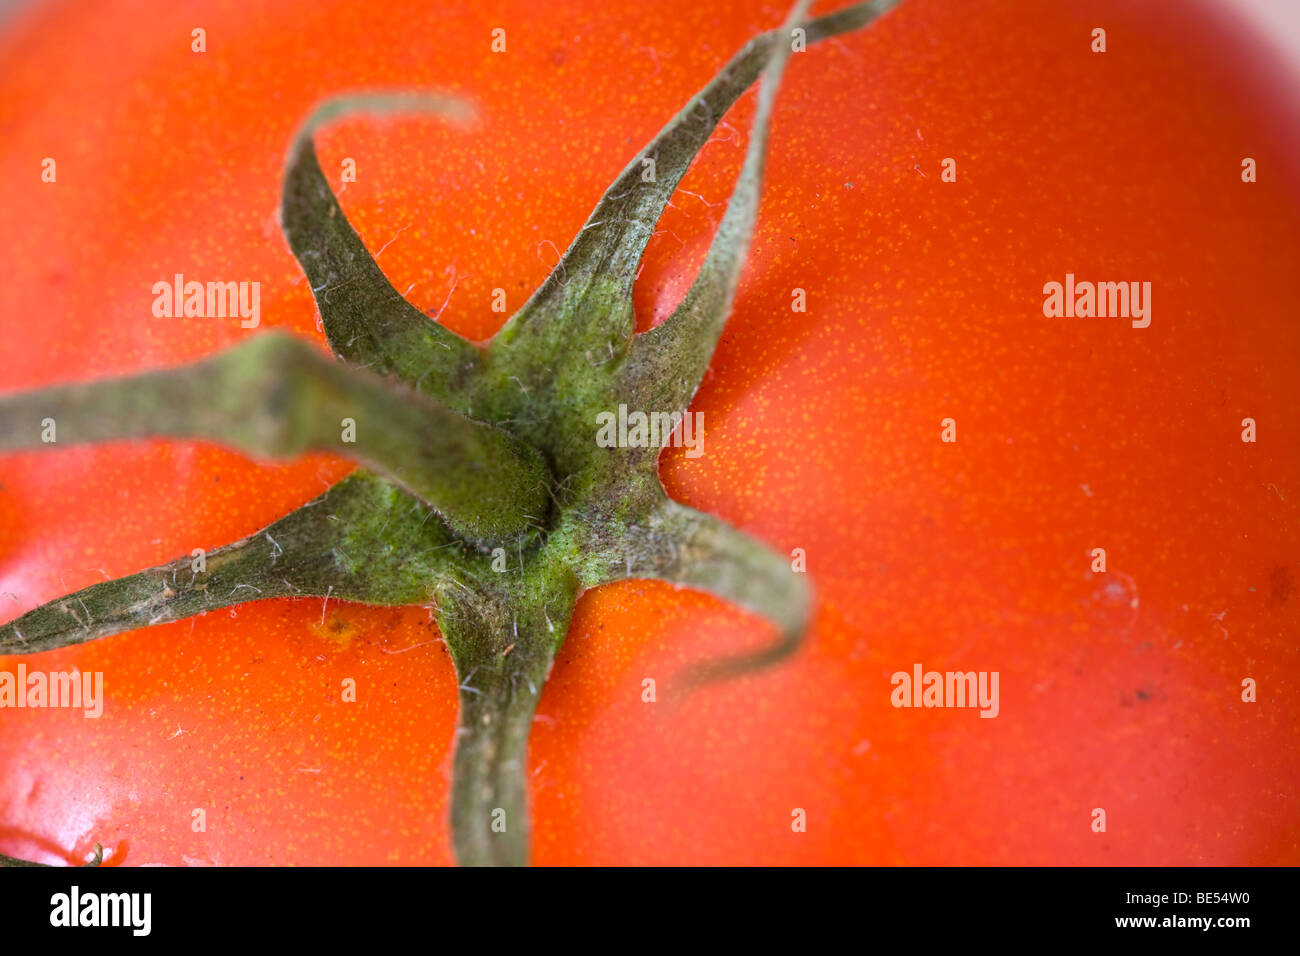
[1,0,1298,866]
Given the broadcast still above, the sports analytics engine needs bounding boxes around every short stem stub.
[439,580,573,866]
[450,654,551,867]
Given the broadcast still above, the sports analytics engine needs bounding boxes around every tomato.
[1,0,1298,866]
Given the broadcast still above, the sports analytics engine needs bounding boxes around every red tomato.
[1,0,1297,865]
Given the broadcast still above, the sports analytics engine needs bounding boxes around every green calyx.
[0,0,900,867]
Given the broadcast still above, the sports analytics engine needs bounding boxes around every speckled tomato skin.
[1,0,1297,865]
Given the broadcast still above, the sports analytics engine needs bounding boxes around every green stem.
[628,0,902,411]
[597,498,812,685]
[492,0,901,354]
[438,576,574,866]
[449,655,551,867]
[0,333,550,547]
[0,472,463,656]
[281,93,485,403]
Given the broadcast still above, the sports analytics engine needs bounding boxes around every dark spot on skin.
[1135,688,1151,701]
[1268,565,1293,605]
